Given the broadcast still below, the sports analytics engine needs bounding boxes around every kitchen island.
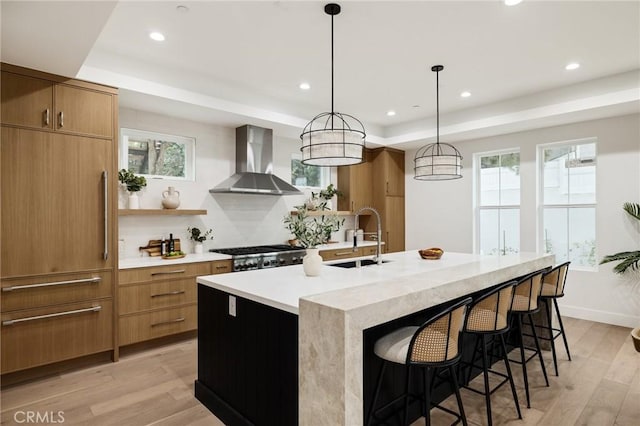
[196,250,554,425]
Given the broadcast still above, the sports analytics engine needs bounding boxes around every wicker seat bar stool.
[367,297,473,426]
[461,280,521,426]
[508,269,550,409]
[538,261,572,376]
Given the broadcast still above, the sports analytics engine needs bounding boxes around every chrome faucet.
[354,206,383,265]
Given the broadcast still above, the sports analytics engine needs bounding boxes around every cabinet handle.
[351,201,354,211]
[103,171,108,260]
[58,111,64,128]
[151,317,185,327]
[2,306,101,326]
[44,109,50,126]
[2,277,101,292]
[386,181,389,194]
[151,290,185,298]
[215,265,228,270]
[151,269,186,276]
[334,251,355,256]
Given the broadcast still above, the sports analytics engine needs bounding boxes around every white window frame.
[474,148,521,256]
[537,137,597,271]
[290,153,331,190]
[120,128,195,181]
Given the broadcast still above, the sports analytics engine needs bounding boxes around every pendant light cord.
[330,12,335,126]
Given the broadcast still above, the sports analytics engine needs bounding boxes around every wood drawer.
[211,260,233,274]
[1,271,112,312]
[119,262,211,285]
[319,246,378,261]
[119,304,197,346]
[1,299,113,373]
[119,278,196,315]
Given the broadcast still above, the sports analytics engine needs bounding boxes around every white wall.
[405,114,640,328]
[118,108,317,257]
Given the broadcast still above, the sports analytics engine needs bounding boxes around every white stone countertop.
[119,252,232,269]
[197,250,552,315]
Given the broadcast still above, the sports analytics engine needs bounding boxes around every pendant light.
[414,65,463,180]
[300,3,366,167]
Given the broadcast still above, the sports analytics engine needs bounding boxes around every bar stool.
[367,297,473,426]
[462,280,521,426]
[509,269,550,409]
[539,261,572,376]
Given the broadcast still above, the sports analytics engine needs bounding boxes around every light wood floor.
[0,317,638,426]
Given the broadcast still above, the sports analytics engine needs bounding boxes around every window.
[539,139,596,269]
[120,128,195,181]
[476,150,520,256]
[291,153,330,188]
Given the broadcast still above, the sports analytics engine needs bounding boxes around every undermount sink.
[328,259,391,269]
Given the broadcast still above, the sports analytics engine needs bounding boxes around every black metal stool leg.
[528,313,549,387]
[499,333,522,419]
[545,299,559,376]
[554,298,572,361]
[367,361,386,426]
[404,364,413,426]
[448,365,468,426]
[480,335,493,426]
[517,315,531,408]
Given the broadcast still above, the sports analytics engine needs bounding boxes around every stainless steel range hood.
[210,125,302,196]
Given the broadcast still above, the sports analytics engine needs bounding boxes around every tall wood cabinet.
[337,147,406,253]
[1,64,118,374]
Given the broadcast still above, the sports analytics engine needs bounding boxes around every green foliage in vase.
[283,206,344,249]
[188,227,213,243]
[600,202,640,274]
[118,169,147,192]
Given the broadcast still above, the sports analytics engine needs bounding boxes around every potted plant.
[284,205,344,276]
[118,169,147,209]
[600,202,640,352]
[188,226,213,254]
[311,183,342,210]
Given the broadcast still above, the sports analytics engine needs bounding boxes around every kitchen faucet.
[353,206,383,265]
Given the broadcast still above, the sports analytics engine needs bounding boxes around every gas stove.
[210,244,306,271]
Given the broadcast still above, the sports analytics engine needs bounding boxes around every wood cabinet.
[337,150,373,212]
[0,64,118,374]
[338,147,406,253]
[1,65,114,138]
[118,260,232,346]
[319,245,377,261]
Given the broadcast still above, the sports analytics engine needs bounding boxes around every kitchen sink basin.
[328,259,391,268]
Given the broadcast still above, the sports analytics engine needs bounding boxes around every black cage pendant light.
[300,3,366,167]
[414,65,463,180]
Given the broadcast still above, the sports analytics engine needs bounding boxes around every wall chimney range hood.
[210,125,302,196]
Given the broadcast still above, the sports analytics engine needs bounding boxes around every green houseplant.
[600,202,640,274]
[188,227,213,254]
[600,202,640,352]
[118,169,147,209]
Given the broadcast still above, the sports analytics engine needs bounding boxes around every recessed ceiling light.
[565,62,580,70]
[504,0,522,6]
[299,82,311,90]
[460,91,471,98]
[412,105,421,108]
[176,5,189,13]
[149,32,165,42]
[386,110,396,117]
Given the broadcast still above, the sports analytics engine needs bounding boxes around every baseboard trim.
[559,303,639,328]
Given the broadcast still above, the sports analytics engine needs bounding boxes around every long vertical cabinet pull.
[58,111,64,128]
[103,171,108,260]
[44,109,50,126]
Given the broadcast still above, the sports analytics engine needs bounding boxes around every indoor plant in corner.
[188,226,213,255]
[284,205,343,276]
[600,202,640,352]
[118,169,147,209]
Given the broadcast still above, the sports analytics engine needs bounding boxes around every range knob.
[263,260,271,267]
[279,258,286,265]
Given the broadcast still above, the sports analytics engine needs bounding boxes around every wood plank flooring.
[1,317,638,425]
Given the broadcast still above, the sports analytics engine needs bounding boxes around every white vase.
[302,248,322,277]
[128,192,140,209]
[194,242,203,255]
[161,186,180,209]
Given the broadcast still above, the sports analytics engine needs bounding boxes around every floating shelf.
[119,209,207,216]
